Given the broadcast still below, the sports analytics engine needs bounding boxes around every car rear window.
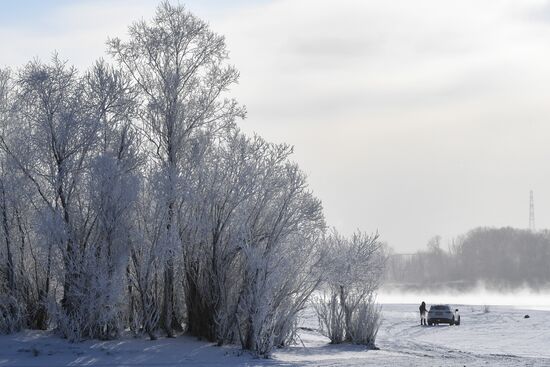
[430,305,450,311]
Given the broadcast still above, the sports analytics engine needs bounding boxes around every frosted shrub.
[348,297,381,347]
[313,292,345,344]
[236,240,321,356]
[51,283,123,342]
[53,305,84,342]
[313,230,386,346]
[314,292,381,346]
[0,294,25,334]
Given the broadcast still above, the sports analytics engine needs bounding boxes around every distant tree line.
[385,227,550,290]
[0,2,386,356]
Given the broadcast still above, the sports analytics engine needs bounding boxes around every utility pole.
[529,190,535,232]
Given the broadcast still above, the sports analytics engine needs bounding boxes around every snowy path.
[1,304,550,366]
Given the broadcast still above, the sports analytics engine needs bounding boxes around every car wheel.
[428,321,433,326]
[456,316,460,326]
[450,316,455,326]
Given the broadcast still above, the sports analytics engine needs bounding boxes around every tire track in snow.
[375,310,548,366]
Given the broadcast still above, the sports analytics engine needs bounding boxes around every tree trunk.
[340,285,352,342]
[161,257,175,337]
[127,265,135,332]
[1,179,15,293]
[185,269,215,341]
[34,243,53,330]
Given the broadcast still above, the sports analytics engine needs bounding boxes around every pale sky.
[3,0,550,253]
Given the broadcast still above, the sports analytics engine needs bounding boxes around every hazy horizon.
[379,285,550,310]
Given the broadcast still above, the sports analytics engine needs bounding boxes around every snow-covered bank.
[2,304,550,366]
[0,330,262,367]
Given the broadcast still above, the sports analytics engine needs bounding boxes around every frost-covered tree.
[235,155,325,354]
[0,57,141,340]
[0,57,102,335]
[66,60,141,340]
[0,70,27,333]
[0,69,15,295]
[107,1,245,337]
[179,131,325,355]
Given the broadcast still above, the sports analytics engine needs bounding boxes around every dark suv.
[427,304,460,326]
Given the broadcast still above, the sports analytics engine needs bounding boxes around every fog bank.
[378,286,550,310]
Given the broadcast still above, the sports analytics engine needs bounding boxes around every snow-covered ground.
[2,302,549,366]
[278,304,550,366]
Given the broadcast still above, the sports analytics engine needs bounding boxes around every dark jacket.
[419,302,427,313]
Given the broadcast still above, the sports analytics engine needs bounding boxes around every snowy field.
[1,300,549,366]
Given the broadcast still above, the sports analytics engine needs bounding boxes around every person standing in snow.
[419,301,427,326]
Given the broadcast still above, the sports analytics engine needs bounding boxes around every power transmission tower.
[529,190,535,232]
